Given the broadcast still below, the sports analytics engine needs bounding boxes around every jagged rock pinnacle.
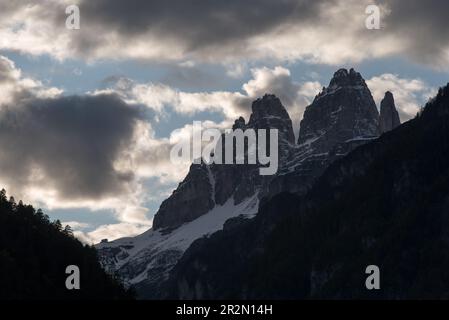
[379,91,401,133]
[248,94,295,144]
[298,68,380,147]
[328,68,367,89]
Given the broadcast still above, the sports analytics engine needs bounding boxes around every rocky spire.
[328,68,366,89]
[247,94,295,145]
[298,68,380,150]
[379,91,401,133]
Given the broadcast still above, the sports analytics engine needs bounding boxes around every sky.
[0,0,447,243]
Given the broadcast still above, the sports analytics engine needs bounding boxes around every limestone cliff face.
[153,94,295,231]
[152,163,215,232]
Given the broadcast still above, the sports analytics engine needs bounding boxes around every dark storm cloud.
[379,0,449,66]
[75,0,327,56]
[4,1,449,66]
[0,94,142,201]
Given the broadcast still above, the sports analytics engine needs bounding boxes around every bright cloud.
[100,66,322,134]
[367,74,436,121]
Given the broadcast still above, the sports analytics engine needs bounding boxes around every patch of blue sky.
[48,207,116,232]
[2,50,245,94]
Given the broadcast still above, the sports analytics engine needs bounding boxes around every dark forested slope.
[0,191,133,299]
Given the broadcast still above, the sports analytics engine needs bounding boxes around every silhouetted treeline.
[0,190,134,299]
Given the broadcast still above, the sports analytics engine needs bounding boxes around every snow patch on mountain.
[97,194,259,286]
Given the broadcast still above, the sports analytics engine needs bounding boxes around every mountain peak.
[298,68,379,146]
[248,94,295,144]
[329,68,366,88]
[384,91,394,100]
[380,91,401,133]
[250,94,289,120]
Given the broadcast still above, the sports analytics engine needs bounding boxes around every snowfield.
[96,194,259,285]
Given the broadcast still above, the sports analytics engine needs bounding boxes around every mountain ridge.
[97,68,401,298]
[165,82,449,299]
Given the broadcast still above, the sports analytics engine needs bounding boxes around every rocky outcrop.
[379,91,401,133]
[154,94,295,231]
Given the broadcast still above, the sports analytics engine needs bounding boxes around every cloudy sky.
[0,0,447,243]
